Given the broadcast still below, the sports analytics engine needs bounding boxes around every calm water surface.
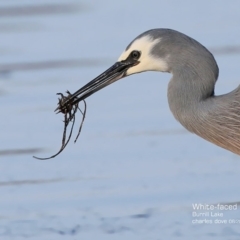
[0,1,240,239]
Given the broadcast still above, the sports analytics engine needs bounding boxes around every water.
[0,1,240,239]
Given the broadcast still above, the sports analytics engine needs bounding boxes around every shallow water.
[1,1,240,239]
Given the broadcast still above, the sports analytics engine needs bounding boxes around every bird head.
[59,30,170,108]
[118,34,169,76]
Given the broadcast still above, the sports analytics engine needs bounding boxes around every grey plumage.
[63,28,240,155]
[148,29,240,154]
[126,29,240,154]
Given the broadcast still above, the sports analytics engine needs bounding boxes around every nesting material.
[33,91,86,160]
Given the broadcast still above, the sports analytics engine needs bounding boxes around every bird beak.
[57,59,139,110]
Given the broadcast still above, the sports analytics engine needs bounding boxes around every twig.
[33,91,86,160]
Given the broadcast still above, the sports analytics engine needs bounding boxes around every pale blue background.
[0,0,240,239]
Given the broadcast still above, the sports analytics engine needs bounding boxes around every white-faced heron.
[62,29,240,155]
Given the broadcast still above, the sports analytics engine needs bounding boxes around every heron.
[60,28,240,155]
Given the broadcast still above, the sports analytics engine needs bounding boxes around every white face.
[118,35,169,76]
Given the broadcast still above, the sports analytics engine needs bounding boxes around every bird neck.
[167,70,240,155]
[167,67,217,133]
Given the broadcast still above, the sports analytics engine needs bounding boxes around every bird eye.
[130,50,141,60]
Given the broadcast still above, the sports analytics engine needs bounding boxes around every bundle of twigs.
[33,91,86,160]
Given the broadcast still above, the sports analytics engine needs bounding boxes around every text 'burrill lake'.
[191,203,239,225]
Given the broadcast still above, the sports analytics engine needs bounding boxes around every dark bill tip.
[56,59,139,112]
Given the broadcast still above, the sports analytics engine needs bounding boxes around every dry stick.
[61,105,77,146]
[33,106,77,160]
[33,93,86,160]
[74,100,87,143]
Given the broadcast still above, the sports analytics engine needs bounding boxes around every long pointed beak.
[57,59,139,111]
